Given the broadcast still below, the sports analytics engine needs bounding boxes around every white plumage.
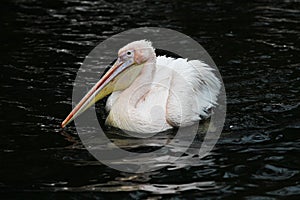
[105,55,220,133]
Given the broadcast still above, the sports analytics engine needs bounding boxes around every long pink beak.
[61,58,133,128]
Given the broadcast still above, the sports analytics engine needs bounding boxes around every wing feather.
[156,56,220,127]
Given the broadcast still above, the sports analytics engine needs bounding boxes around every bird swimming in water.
[62,40,221,133]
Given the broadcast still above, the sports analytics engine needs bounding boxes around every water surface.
[1,0,300,199]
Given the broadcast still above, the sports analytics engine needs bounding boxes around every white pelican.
[62,40,221,133]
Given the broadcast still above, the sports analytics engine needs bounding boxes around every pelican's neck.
[123,57,156,105]
[136,57,156,83]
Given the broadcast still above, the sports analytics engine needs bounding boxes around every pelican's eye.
[126,51,132,56]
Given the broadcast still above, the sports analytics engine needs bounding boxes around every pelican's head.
[118,40,155,64]
[61,40,155,128]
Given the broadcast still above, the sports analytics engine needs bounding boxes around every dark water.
[1,0,300,199]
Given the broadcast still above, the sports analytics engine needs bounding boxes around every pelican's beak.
[61,58,135,128]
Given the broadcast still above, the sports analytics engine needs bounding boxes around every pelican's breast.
[105,60,174,133]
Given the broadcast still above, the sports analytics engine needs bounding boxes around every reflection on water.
[1,0,300,199]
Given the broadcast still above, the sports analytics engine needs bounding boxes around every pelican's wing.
[156,56,221,127]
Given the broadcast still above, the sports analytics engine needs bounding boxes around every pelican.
[62,40,221,133]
